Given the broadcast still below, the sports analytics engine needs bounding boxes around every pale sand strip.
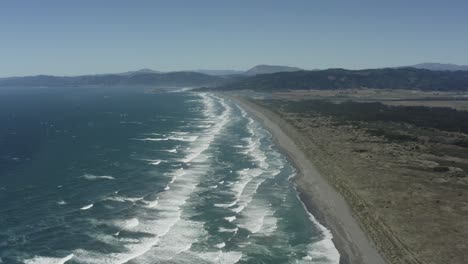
[230,96,387,264]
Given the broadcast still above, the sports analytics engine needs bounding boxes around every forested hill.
[0,71,225,87]
[199,68,468,91]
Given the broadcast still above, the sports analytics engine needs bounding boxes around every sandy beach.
[230,96,387,264]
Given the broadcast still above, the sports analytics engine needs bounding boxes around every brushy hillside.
[201,68,468,91]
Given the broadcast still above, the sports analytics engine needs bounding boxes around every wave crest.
[81,174,115,180]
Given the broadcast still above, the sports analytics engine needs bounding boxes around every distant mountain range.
[193,69,244,76]
[0,64,307,87]
[2,64,468,90]
[0,65,305,87]
[197,63,468,74]
[200,67,468,92]
[118,68,161,76]
[409,63,468,72]
[0,71,225,87]
[195,65,303,76]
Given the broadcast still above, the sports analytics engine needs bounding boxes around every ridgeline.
[0,71,226,87]
[198,67,468,92]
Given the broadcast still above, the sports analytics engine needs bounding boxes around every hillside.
[0,71,225,87]
[203,68,468,91]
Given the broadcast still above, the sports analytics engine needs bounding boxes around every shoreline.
[229,95,387,264]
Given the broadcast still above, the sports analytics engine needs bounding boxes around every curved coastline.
[228,94,387,264]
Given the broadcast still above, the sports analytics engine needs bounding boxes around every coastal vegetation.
[253,97,468,264]
[272,99,468,134]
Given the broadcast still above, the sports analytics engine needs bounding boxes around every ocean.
[0,86,340,264]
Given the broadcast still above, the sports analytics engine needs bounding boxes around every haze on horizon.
[1,0,467,77]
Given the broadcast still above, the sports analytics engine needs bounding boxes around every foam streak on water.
[69,94,233,264]
[23,254,74,264]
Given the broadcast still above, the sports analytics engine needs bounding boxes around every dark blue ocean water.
[0,86,339,264]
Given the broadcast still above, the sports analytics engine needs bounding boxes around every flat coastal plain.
[230,92,468,264]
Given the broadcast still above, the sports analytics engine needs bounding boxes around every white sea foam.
[134,137,169,141]
[218,106,286,237]
[141,159,162,165]
[104,196,144,203]
[238,115,271,169]
[70,93,233,264]
[80,204,93,210]
[119,121,142,125]
[223,168,265,213]
[134,135,198,142]
[234,184,280,233]
[238,205,268,234]
[196,124,212,128]
[215,242,226,248]
[143,199,158,208]
[197,250,243,264]
[169,136,199,142]
[214,200,238,208]
[142,132,164,136]
[87,165,207,264]
[23,254,74,264]
[114,218,139,230]
[209,109,286,246]
[298,193,341,263]
[231,205,245,213]
[81,174,115,180]
[24,95,335,264]
[224,216,236,222]
[219,251,243,264]
[219,227,238,233]
[172,131,190,135]
[245,169,279,199]
[234,182,280,235]
[165,148,178,153]
[181,140,214,164]
[260,213,278,235]
[134,218,205,263]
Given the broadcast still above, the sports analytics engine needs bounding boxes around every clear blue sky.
[1,0,467,76]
